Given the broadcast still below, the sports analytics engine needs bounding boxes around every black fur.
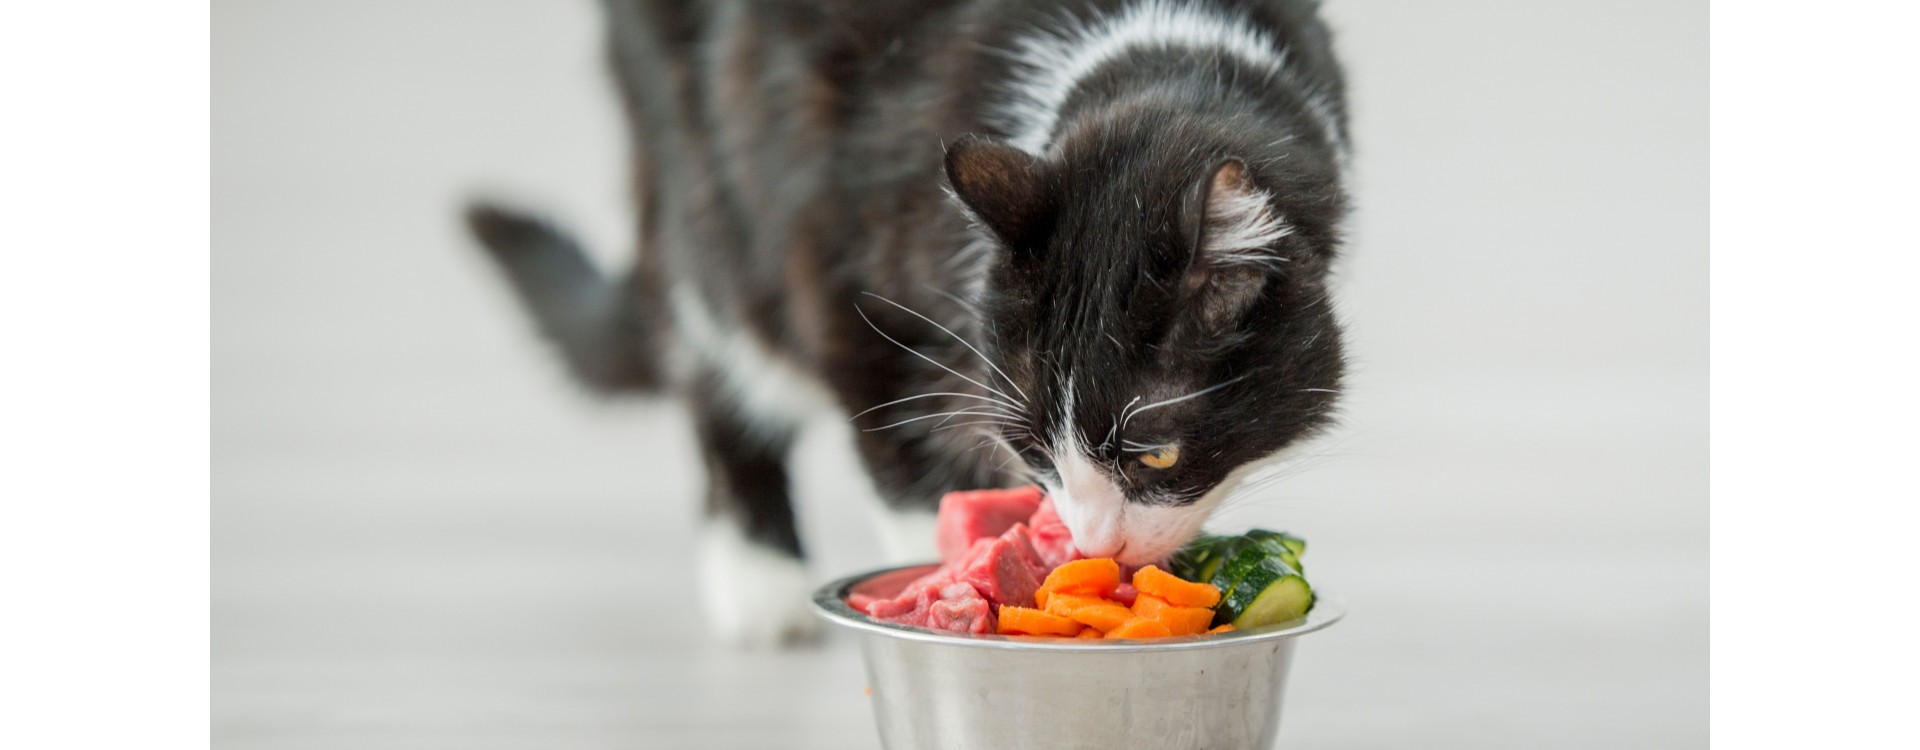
[466,205,664,393]
[469,0,1349,567]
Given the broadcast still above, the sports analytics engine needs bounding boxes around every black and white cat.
[468,0,1349,646]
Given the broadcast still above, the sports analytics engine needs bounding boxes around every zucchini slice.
[1171,529,1316,628]
[1170,534,1229,582]
[1214,554,1300,622]
[1230,574,1314,629]
[1247,529,1307,558]
[1200,536,1256,584]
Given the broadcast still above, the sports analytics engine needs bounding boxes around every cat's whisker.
[923,284,983,320]
[1121,375,1249,429]
[929,419,1023,434]
[859,291,1029,406]
[850,391,1023,420]
[861,407,1019,433]
[855,304,1026,409]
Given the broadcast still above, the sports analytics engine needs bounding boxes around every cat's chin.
[698,521,820,649]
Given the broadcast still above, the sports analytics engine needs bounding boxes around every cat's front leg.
[688,377,818,649]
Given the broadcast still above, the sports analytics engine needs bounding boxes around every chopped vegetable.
[996,605,1085,637]
[1044,593,1136,632]
[1132,564,1222,608]
[1130,592,1173,618]
[1172,529,1316,629]
[1228,574,1313,630]
[1106,617,1172,639]
[1034,558,1121,607]
[1076,627,1105,638]
[1207,624,1236,634]
[1129,592,1213,635]
[1156,605,1217,636]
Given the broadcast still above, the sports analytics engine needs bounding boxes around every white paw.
[698,521,820,648]
[870,505,940,564]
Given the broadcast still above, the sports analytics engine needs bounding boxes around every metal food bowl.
[812,563,1344,750]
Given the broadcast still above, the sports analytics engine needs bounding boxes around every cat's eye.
[1138,444,1180,470]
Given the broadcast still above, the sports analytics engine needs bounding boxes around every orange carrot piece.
[1035,558,1122,607]
[1207,624,1236,634]
[1106,617,1172,639]
[1131,592,1213,635]
[1131,592,1173,618]
[1155,605,1217,636]
[1045,593,1135,632]
[997,605,1085,637]
[1076,627,1105,639]
[1132,565,1222,608]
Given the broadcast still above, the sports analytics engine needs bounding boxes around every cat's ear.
[944,135,1051,244]
[1180,159,1290,325]
[1189,159,1293,269]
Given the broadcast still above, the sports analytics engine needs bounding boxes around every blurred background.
[213,1,1705,747]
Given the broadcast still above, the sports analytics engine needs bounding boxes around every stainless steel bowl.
[812,564,1344,750]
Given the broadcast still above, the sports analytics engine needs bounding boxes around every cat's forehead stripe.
[993,0,1345,158]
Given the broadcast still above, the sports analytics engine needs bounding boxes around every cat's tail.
[464,202,666,395]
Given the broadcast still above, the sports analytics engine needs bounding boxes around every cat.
[467,0,1349,647]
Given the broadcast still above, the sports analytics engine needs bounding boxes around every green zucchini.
[1242,531,1305,575]
[1172,528,1316,629]
[1212,551,1300,622]
[1230,574,1314,629]
[1200,536,1256,582]
[1169,534,1229,581]
[1247,529,1307,558]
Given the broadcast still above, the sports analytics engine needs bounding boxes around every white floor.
[214,1,1706,747]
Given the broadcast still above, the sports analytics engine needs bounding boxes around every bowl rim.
[811,562,1344,653]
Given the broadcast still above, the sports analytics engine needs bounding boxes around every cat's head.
[943,124,1346,566]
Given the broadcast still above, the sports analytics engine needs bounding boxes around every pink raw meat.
[863,582,935,622]
[955,523,1049,608]
[935,486,1046,562]
[1026,497,1083,568]
[927,583,995,634]
[858,487,1086,634]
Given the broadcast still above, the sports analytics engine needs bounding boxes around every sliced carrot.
[996,605,1085,637]
[1129,592,1214,635]
[1035,558,1121,607]
[1131,592,1173,618]
[1155,605,1217,636]
[1132,565,1222,608]
[1045,593,1135,632]
[1076,627,1105,639]
[1106,617,1172,639]
[1207,624,1236,634]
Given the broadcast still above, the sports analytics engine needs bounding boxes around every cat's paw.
[698,522,820,649]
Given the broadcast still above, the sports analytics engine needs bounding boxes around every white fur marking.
[670,284,834,430]
[1119,499,1224,564]
[1043,380,1294,565]
[995,0,1343,156]
[1051,448,1129,559]
[1205,182,1294,265]
[698,521,819,647]
[1047,381,1127,559]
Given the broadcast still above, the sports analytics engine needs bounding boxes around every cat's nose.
[1054,451,1130,557]
[1074,525,1125,558]
[1057,495,1127,557]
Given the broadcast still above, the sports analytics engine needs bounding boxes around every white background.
[208,0,1705,747]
